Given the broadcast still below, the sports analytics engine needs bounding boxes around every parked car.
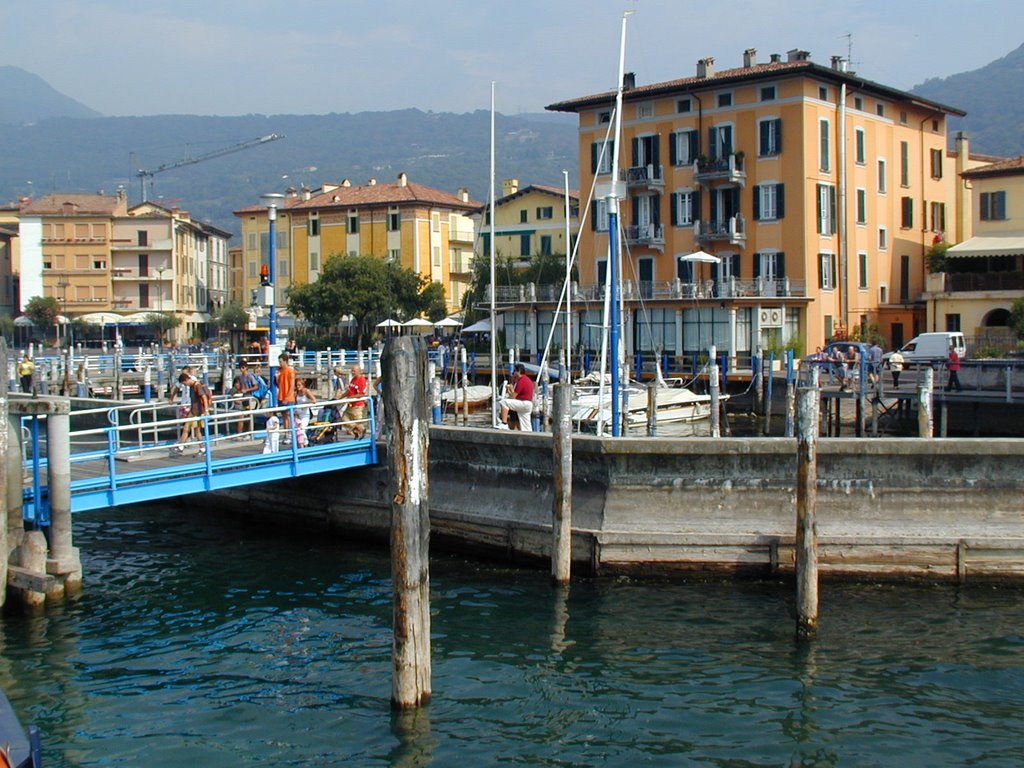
[883,332,966,368]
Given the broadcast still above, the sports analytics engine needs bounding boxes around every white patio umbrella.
[376,318,402,328]
[677,250,721,264]
[433,317,462,328]
[402,317,435,334]
[13,316,34,326]
[78,311,125,325]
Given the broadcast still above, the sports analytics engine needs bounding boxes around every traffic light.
[259,263,270,286]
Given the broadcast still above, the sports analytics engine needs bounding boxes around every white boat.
[441,384,492,412]
[572,378,725,430]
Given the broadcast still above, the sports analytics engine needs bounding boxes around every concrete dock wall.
[215,427,1024,581]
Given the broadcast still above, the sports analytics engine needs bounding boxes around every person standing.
[189,373,212,454]
[232,360,259,436]
[868,342,883,385]
[276,352,297,443]
[17,351,35,394]
[498,363,535,432]
[342,364,369,439]
[170,367,194,453]
[889,349,905,389]
[946,346,963,392]
[294,378,317,448]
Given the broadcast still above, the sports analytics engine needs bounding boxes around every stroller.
[308,404,342,444]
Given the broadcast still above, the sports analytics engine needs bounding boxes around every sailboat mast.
[607,10,632,437]
[489,81,499,427]
[563,169,572,372]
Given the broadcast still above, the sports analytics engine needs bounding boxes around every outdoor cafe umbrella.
[433,317,462,329]
[376,318,402,328]
[402,317,435,334]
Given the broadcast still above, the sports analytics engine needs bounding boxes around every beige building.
[498,48,972,365]
[926,154,1024,352]
[481,179,580,265]
[235,174,480,320]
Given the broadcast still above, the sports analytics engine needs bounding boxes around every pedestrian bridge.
[12,394,379,524]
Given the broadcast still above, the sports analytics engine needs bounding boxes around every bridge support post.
[383,336,431,709]
[795,385,820,640]
[6,416,22,549]
[46,402,82,598]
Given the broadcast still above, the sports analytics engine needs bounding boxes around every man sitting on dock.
[497,363,535,432]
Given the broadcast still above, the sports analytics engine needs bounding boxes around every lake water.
[3,505,1024,766]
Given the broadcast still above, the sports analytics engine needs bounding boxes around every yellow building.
[926,154,1024,352]
[235,173,480,318]
[532,48,969,364]
[482,179,580,264]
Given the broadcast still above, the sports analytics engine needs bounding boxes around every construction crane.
[132,133,284,202]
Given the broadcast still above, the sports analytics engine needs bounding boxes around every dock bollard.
[383,335,431,709]
[795,385,820,640]
[143,366,152,403]
[428,362,441,425]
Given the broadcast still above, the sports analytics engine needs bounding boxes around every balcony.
[111,267,174,280]
[943,271,1024,293]
[624,223,665,249]
[695,216,746,246]
[693,153,746,185]
[622,164,664,191]
[492,278,807,306]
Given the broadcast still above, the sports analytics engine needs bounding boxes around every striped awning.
[947,234,1024,258]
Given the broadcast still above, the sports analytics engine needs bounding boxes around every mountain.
[0,65,103,123]
[911,42,1024,157]
[0,109,578,238]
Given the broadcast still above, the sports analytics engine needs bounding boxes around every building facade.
[927,153,1024,352]
[481,179,580,265]
[235,173,480,320]
[519,48,968,368]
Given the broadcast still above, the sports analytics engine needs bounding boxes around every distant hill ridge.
[0,65,102,123]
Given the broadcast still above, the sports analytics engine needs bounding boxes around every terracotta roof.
[546,59,965,117]
[20,193,124,216]
[961,156,1024,179]
[236,177,482,215]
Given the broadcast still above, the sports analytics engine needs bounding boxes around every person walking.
[294,378,317,448]
[889,349,905,389]
[946,346,963,392]
[342,364,369,439]
[276,352,297,443]
[17,351,35,394]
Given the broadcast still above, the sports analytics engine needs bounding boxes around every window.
[900,111,908,125]
[671,190,699,226]
[387,249,399,264]
[819,86,829,101]
[278,258,289,277]
[598,110,611,123]
[93,259,106,269]
[592,199,610,231]
[677,98,691,113]
[347,212,359,234]
[930,202,947,232]
[591,140,615,174]
[855,128,866,164]
[520,210,528,223]
[708,124,733,159]
[854,96,864,110]
[248,232,258,251]
[137,230,148,246]
[754,184,784,221]
[980,191,1007,220]
[879,226,888,250]
[310,252,320,272]
[520,234,531,256]
[387,210,400,231]
[819,252,837,289]
[717,92,733,108]
[754,251,786,282]
[819,119,830,172]
[880,284,889,304]
[638,102,654,118]
[876,103,886,117]
[758,118,782,156]
[930,149,943,179]
[878,159,888,194]
[901,196,914,229]
[632,134,660,169]
[945,313,961,332]
[536,206,553,220]
[433,246,441,268]
[671,129,699,165]
[858,251,869,289]
[248,260,257,277]
[816,183,837,235]
[308,218,320,236]
[540,235,552,255]
[856,188,867,224]
[900,141,910,186]
[431,212,441,233]
[760,85,776,101]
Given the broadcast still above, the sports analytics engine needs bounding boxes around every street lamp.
[57,278,71,348]
[157,266,168,345]
[260,192,286,405]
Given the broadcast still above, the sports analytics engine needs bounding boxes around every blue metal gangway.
[18,393,380,521]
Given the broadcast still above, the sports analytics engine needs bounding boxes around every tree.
[24,295,60,341]
[145,312,182,344]
[212,302,249,332]
[1010,297,1024,340]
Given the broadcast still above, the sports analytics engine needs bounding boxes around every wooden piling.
[795,386,820,640]
[646,382,658,437]
[551,383,573,585]
[918,367,934,438]
[710,362,721,438]
[383,336,432,709]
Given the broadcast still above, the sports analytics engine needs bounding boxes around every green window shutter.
[753,186,761,220]
[669,134,678,166]
[776,184,785,219]
[670,193,679,226]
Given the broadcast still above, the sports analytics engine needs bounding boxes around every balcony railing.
[624,223,665,247]
[110,267,174,279]
[695,216,746,246]
[693,153,746,185]
[623,164,664,189]
[945,271,1024,292]
[493,278,807,304]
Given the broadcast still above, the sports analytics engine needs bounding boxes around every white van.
[887,332,966,367]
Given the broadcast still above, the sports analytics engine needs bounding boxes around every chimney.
[302,185,312,201]
[458,187,470,203]
[770,53,782,64]
[398,172,408,187]
[368,178,377,186]
[743,48,757,68]
[341,179,351,187]
[787,49,810,63]
[697,57,715,78]
[502,178,519,197]
[623,71,636,90]
[286,186,298,198]
[831,55,848,72]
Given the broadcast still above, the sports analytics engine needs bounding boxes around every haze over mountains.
[1,43,1022,237]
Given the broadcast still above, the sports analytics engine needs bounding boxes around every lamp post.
[57,278,71,348]
[156,266,168,345]
[260,193,286,405]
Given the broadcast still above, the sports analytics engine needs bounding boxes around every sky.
[2,0,1021,117]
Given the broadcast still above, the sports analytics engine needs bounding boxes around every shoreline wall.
[213,427,1024,581]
